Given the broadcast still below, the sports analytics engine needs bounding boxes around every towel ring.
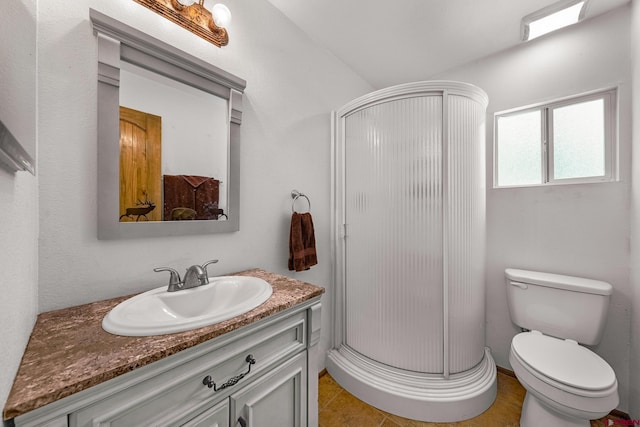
[291,190,311,213]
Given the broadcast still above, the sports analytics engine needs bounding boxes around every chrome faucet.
[183,265,207,289]
[153,267,182,292]
[154,260,219,292]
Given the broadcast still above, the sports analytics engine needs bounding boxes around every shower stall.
[327,81,496,422]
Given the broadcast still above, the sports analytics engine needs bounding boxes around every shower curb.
[326,346,497,423]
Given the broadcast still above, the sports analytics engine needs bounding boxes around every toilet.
[505,268,619,427]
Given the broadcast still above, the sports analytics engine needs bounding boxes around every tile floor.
[318,371,625,427]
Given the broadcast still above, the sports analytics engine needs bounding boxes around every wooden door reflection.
[119,106,162,222]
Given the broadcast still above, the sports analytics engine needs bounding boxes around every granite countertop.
[3,269,324,420]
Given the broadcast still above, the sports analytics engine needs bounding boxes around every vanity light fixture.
[132,0,232,47]
[522,0,588,41]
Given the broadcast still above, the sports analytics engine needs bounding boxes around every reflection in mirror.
[118,62,229,222]
[91,9,246,239]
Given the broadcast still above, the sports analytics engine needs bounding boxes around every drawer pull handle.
[238,416,247,427]
[203,354,256,391]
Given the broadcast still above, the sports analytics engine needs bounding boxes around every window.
[494,89,617,188]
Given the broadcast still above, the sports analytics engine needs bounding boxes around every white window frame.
[494,88,617,188]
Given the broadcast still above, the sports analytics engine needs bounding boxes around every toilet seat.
[511,331,616,393]
[509,345,619,421]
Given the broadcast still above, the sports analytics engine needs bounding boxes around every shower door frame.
[332,88,448,375]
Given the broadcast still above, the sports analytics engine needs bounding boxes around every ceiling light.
[133,0,232,47]
[522,0,588,41]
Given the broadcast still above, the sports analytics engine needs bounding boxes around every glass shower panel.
[446,95,487,374]
[344,95,444,373]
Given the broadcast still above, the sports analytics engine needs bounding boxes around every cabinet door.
[182,399,229,427]
[231,352,307,427]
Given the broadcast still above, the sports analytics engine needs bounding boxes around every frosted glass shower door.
[343,95,445,373]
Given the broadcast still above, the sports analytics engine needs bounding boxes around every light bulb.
[212,4,232,28]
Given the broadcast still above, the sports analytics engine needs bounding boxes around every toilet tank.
[505,268,613,345]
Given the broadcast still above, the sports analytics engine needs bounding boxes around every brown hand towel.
[288,212,318,272]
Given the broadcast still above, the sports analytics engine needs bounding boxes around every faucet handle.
[154,267,182,292]
[201,260,219,284]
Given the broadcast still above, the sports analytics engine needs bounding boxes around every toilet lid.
[512,332,616,391]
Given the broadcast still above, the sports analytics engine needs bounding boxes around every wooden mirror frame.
[90,9,246,239]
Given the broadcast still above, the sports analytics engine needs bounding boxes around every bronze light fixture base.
[133,0,229,47]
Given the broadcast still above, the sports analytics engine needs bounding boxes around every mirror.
[119,62,229,222]
[90,9,246,239]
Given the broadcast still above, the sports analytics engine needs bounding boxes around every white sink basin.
[102,276,273,336]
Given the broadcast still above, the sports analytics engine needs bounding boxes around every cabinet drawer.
[181,399,228,427]
[71,312,306,427]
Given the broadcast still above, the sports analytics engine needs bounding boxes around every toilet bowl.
[504,268,619,427]
[509,331,618,426]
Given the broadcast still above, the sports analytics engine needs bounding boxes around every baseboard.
[496,365,630,420]
[610,409,631,420]
[319,368,328,378]
[496,365,516,378]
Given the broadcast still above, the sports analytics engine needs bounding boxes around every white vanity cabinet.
[12,298,322,427]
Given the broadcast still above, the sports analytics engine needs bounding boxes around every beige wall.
[432,6,632,412]
[0,0,39,411]
[629,0,640,419]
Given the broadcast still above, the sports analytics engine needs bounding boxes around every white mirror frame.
[90,9,246,239]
